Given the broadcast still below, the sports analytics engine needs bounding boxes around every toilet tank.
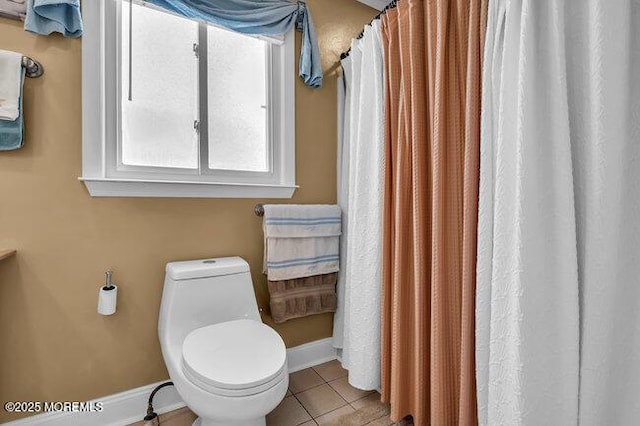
[158,257,261,347]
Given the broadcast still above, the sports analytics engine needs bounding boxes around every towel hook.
[255,204,265,217]
[22,56,44,78]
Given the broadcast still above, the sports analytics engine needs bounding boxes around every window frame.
[81,0,297,198]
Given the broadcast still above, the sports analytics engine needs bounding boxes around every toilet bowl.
[158,257,288,426]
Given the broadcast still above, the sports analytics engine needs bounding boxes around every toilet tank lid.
[166,257,250,281]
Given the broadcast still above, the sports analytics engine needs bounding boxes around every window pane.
[207,26,269,172]
[121,3,199,169]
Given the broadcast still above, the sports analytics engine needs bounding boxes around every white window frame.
[80,0,297,198]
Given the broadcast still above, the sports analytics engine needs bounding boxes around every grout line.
[349,392,376,409]
[287,366,350,424]
[336,392,349,408]
[314,374,348,383]
[311,360,348,381]
[311,401,352,421]
[361,408,391,426]
[310,392,350,420]
[288,369,322,422]
[329,381,349,409]
[292,391,315,423]
[294,416,318,426]
[291,381,349,421]
[292,381,327,395]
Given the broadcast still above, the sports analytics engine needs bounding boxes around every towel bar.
[22,56,44,78]
[255,204,265,216]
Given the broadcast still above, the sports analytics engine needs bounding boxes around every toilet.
[158,257,288,426]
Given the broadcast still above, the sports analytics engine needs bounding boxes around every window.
[81,1,296,198]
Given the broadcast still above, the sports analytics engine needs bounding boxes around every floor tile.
[286,388,293,396]
[129,407,196,426]
[328,376,374,403]
[312,360,348,382]
[128,396,404,426]
[267,395,312,426]
[158,406,198,426]
[296,383,348,418]
[351,393,384,410]
[289,367,326,394]
[314,404,356,425]
[366,415,395,426]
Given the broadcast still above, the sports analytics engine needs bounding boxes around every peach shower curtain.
[380,0,486,425]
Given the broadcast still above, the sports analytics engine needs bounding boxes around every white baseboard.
[0,380,184,426]
[2,338,337,426]
[286,337,337,373]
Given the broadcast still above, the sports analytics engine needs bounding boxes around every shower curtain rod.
[339,0,398,60]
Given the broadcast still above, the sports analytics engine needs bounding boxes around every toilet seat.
[182,319,287,397]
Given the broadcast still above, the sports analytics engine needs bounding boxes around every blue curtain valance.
[146,0,323,88]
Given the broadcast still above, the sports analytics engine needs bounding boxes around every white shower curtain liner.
[333,20,385,391]
[477,0,640,425]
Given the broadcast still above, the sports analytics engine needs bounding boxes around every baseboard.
[286,337,337,373]
[2,338,337,426]
[0,380,185,426]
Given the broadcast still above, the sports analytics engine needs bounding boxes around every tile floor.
[269,360,381,425]
[130,360,413,426]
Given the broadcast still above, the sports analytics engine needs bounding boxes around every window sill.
[79,177,297,199]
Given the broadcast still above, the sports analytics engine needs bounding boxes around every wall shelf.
[0,249,17,261]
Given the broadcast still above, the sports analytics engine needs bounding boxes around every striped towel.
[263,204,341,281]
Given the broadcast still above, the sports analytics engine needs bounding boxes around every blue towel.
[24,0,83,38]
[0,72,24,151]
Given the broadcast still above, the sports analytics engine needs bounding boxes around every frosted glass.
[207,26,269,172]
[121,3,199,169]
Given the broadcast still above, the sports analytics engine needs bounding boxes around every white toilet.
[158,257,288,426]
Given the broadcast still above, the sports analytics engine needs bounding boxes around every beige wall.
[0,1,375,421]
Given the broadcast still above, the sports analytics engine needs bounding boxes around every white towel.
[0,50,23,121]
[263,204,341,281]
[263,204,341,237]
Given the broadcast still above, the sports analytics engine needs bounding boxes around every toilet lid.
[182,319,287,391]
